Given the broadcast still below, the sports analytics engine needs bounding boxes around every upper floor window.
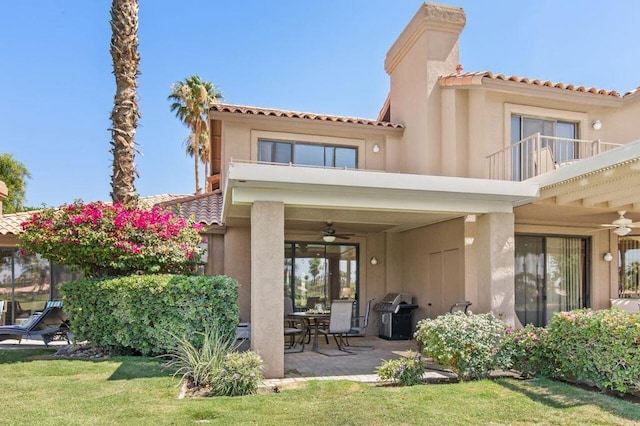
[511,115,578,144]
[258,139,357,169]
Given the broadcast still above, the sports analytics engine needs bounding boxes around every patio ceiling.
[517,140,640,227]
[223,161,539,233]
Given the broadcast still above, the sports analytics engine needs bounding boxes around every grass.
[0,349,638,425]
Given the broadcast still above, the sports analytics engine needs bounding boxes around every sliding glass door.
[515,235,589,326]
[284,242,358,312]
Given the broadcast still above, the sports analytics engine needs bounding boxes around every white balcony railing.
[486,133,622,181]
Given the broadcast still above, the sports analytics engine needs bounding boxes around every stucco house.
[193,2,640,377]
[2,2,640,378]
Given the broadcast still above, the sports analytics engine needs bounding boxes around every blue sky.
[1,1,638,207]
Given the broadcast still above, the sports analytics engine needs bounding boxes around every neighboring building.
[197,2,640,377]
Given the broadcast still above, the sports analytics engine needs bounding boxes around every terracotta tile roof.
[439,71,638,98]
[210,103,404,129]
[0,194,191,236]
[156,190,223,226]
[0,211,33,236]
[137,193,188,208]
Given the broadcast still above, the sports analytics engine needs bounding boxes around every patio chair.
[284,297,305,353]
[318,300,356,356]
[449,300,472,314]
[0,306,70,346]
[344,298,375,350]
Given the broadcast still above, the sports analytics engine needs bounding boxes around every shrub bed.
[497,324,548,378]
[62,274,239,356]
[415,312,505,381]
[376,350,425,386]
[543,309,640,394]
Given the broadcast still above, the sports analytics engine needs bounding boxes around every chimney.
[384,2,466,175]
[0,181,7,215]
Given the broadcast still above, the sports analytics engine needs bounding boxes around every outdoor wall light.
[372,144,380,153]
[603,252,613,262]
[322,235,336,243]
[592,120,602,130]
[370,256,378,265]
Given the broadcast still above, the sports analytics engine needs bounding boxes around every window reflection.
[258,139,357,169]
[284,242,358,312]
[0,248,83,325]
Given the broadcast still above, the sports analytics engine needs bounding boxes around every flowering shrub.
[415,312,505,381]
[19,201,204,277]
[376,350,425,386]
[213,351,264,396]
[497,324,548,377]
[543,309,640,394]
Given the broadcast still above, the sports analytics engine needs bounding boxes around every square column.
[476,213,516,327]
[250,201,284,378]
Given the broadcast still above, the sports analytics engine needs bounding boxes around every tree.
[169,76,223,194]
[109,0,140,204]
[184,128,211,182]
[20,201,204,278]
[0,153,31,213]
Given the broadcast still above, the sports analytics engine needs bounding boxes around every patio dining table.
[288,311,330,352]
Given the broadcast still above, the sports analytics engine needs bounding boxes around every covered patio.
[223,161,539,378]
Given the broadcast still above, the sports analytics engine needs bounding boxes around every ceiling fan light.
[614,227,632,236]
[323,235,336,243]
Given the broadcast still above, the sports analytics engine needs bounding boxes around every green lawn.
[0,349,638,425]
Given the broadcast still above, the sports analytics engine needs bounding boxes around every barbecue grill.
[374,293,418,340]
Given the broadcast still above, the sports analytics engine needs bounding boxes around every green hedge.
[61,274,239,356]
[542,309,640,394]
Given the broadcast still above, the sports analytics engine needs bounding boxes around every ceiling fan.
[600,211,640,236]
[321,222,355,242]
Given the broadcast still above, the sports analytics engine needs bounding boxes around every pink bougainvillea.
[20,201,205,277]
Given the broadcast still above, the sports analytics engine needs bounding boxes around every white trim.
[529,139,640,188]
[223,162,539,220]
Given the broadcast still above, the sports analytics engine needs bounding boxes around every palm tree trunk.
[109,0,140,204]
[194,129,201,194]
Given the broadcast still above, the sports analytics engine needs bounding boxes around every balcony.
[487,133,622,181]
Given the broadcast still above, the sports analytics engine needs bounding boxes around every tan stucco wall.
[608,95,640,144]
[250,201,284,378]
[477,213,516,327]
[223,226,251,323]
[401,218,465,323]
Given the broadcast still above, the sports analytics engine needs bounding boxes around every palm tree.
[184,128,210,187]
[169,76,223,194]
[109,0,140,204]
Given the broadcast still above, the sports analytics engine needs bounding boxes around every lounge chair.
[0,306,70,346]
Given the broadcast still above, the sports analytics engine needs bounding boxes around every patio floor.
[260,335,458,388]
